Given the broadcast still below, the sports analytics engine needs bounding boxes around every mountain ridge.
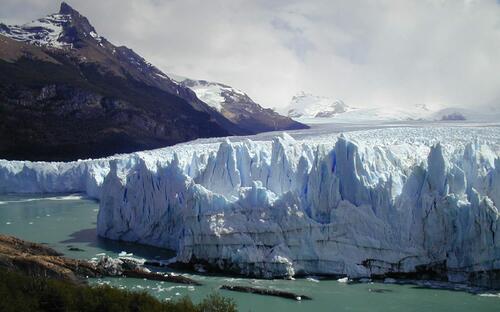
[177,78,307,133]
[0,2,305,161]
[283,91,500,123]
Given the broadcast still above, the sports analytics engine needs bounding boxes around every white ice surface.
[1,125,499,281]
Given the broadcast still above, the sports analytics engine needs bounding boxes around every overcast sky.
[2,0,500,110]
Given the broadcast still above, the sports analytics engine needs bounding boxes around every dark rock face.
[0,234,201,285]
[220,93,308,134]
[59,2,80,15]
[0,56,231,161]
[441,112,466,121]
[0,234,100,283]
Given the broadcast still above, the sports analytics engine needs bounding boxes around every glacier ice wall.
[96,130,500,284]
[1,127,499,285]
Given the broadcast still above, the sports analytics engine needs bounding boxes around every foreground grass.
[0,269,237,312]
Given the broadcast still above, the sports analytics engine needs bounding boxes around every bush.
[0,269,237,312]
[198,293,238,312]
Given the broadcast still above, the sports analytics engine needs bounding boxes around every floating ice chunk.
[478,293,500,298]
[306,277,320,283]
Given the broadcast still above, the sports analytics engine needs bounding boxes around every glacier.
[1,126,499,287]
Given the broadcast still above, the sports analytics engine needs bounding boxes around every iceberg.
[0,127,499,287]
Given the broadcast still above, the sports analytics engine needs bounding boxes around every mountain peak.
[58,2,97,45]
[286,92,351,118]
[59,2,78,15]
[0,2,98,49]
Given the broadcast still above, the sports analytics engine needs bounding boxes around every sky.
[2,0,500,111]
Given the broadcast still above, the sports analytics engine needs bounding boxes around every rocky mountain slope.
[177,78,307,133]
[0,2,304,161]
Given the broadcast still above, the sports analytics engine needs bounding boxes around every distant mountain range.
[0,2,306,161]
[283,92,500,123]
[285,92,353,118]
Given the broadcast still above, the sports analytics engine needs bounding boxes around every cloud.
[2,0,500,110]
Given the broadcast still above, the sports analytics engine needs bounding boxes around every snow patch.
[0,13,72,48]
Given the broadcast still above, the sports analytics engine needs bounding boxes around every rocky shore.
[0,234,200,285]
[220,285,312,301]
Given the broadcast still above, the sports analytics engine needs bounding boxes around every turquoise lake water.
[0,194,499,312]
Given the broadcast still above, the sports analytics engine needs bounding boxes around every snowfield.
[0,13,73,49]
[285,92,352,118]
[179,79,246,112]
[1,126,499,286]
[282,92,500,123]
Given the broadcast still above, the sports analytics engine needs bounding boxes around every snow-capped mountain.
[326,104,434,123]
[286,92,352,118]
[284,92,500,124]
[0,2,227,111]
[284,92,436,122]
[176,78,307,133]
[0,2,304,161]
[0,12,73,49]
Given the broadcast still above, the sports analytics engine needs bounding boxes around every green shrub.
[198,293,238,312]
[0,269,237,312]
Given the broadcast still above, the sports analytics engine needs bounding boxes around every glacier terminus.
[1,126,499,288]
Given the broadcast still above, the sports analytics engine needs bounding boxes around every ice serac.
[94,129,500,287]
[0,127,498,286]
